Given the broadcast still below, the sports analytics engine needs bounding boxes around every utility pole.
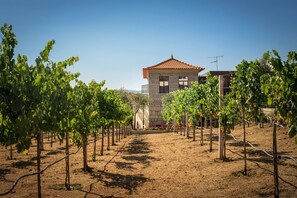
[209,55,223,71]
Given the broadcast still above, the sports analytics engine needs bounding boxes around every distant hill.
[126,90,142,93]
[114,88,143,94]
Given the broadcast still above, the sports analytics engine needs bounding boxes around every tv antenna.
[209,55,224,71]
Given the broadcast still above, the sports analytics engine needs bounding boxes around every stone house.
[141,56,204,127]
[199,71,235,95]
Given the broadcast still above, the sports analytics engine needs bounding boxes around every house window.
[223,75,231,88]
[159,76,169,93]
[179,76,188,89]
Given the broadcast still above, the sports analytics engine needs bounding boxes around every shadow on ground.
[125,138,151,155]
[99,171,150,195]
[80,168,151,195]
[228,142,260,147]
[122,155,157,167]
[132,130,172,135]
[0,168,11,181]
[212,135,235,142]
[114,162,136,170]
[49,183,83,191]
[46,150,63,156]
[120,135,159,168]
[73,136,154,197]
[11,161,36,169]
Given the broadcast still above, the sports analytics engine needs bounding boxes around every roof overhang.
[142,57,204,79]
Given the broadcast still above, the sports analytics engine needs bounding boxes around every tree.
[71,81,93,172]
[218,93,239,159]
[0,24,81,196]
[88,80,104,161]
[0,23,137,196]
[187,84,201,141]
[29,40,59,198]
[172,89,188,136]
[171,90,186,135]
[261,50,297,197]
[188,82,205,144]
[99,89,119,155]
[0,24,32,160]
[232,60,252,175]
[30,39,79,195]
[203,75,219,151]
[244,60,269,127]
[230,55,273,173]
[161,92,174,131]
[52,57,79,190]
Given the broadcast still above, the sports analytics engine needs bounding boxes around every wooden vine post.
[273,122,279,197]
[218,75,224,160]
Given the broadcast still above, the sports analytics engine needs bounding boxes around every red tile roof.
[143,57,204,78]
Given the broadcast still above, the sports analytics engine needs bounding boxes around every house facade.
[199,71,235,95]
[142,56,204,127]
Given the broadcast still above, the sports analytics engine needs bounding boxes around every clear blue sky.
[1,0,297,90]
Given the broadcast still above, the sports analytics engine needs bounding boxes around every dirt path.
[0,125,297,197]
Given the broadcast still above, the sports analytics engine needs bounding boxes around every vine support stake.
[273,122,279,197]
[218,75,224,160]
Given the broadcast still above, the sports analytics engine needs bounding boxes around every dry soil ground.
[0,124,297,197]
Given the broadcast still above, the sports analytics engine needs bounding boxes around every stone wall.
[147,70,199,127]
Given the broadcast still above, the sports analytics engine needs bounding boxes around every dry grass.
[0,124,296,197]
